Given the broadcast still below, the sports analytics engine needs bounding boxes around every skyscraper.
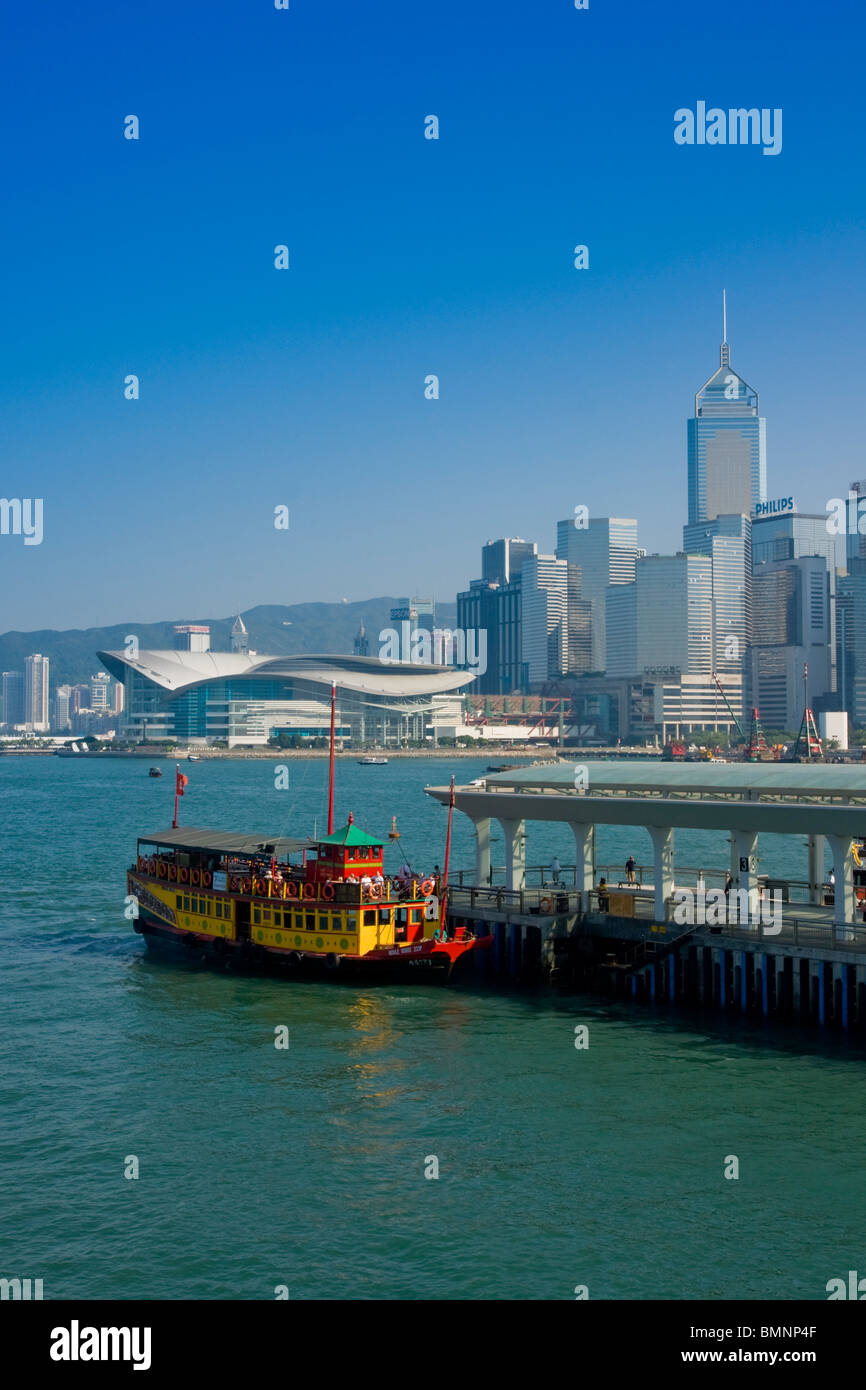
[556,516,640,671]
[231,614,249,654]
[682,513,751,677]
[90,672,111,710]
[2,670,24,727]
[24,654,50,731]
[521,554,569,685]
[353,620,369,657]
[687,295,767,524]
[481,538,537,588]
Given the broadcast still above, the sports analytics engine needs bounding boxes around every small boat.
[187,754,200,763]
[358,756,388,765]
[148,767,163,778]
[486,763,516,773]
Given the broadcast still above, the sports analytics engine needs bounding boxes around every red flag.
[176,770,189,796]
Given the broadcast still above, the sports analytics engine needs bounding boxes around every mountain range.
[0,599,458,688]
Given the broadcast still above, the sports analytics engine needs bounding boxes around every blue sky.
[2,0,865,630]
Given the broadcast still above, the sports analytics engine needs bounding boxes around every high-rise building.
[751,509,837,691]
[54,685,73,730]
[481,538,537,588]
[687,296,767,524]
[174,624,211,653]
[353,620,369,657]
[24,654,50,731]
[836,562,866,724]
[556,516,640,671]
[609,554,713,677]
[231,614,249,654]
[846,480,866,571]
[750,555,832,729]
[682,513,751,678]
[90,672,111,710]
[521,554,569,685]
[1,670,24,727]
[70,684,90,713]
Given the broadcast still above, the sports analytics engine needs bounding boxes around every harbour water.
[2,755,865,1300]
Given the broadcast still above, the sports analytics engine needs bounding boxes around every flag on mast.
[173,764,189,829]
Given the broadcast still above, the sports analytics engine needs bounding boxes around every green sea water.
[2,755,865,1301]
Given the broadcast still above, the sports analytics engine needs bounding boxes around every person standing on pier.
[625,854,636,885]
[550,855,561,885]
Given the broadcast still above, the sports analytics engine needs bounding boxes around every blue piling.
[493,922,505,974]
[649,964,656,1000]
[842,969,849,1030]
[507,923,520,978]
[740,951,748,1012]
[669,955,676,1003]
[719,950,726,1009]
[818,961,825,1026]
[761,955,769,1017]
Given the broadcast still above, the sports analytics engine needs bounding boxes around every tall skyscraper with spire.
[687,293,767,525]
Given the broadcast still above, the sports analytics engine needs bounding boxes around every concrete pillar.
[647,825,674,922]
[730,829,760,931]
[570,823,595,911]
[497,818,526,892]
[472,816,492,886]
[808,834,826,906]
[827,834,856,938]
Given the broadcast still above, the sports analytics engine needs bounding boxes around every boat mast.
[440,776,455,935]
[327,682,336,834]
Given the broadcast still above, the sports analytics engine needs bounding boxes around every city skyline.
[2,0,865,629]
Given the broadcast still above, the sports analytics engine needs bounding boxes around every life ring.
[322,882,335,901]
[303,882,316,900]
[167,863,176,881]
[230,876,240,893]
[254,878,268,896]
[369,884,382,900]
[158,861,167,879]
[241,878,252,894]
[191,869,201,886]
[539,896,552,913]
[287,881,299,899]
[420,877,436,896]
[137,856,145,873]
[147,858,156,876]
[179,866,189,883]
[202,870,212,888]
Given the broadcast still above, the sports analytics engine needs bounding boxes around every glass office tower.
[687,313,766,524]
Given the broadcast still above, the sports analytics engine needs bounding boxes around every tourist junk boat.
[126,686,490,982]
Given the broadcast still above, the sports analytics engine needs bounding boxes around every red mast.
[172,764,188,829]
[327,682,336,834]
[440,776,455,937]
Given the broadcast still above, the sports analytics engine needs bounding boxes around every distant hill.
[0,599,458,688]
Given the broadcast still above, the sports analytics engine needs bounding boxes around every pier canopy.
[426,761,866,932]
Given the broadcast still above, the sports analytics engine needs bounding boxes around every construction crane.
[710,671,746,747]
[711,672,769,760]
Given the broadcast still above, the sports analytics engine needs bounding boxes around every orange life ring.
[230,876,240,893]
[241,878,252,894]
[322,882,335,901]
[420,877,435,896]
[179,866,189,884]
[287,881,298,899]
[147,858,156,875]
[191,869,201,886]
[202,870,212,888]
[369,883,382,900]
[303,882,316,900]
[158,861,167,879]
[254,878,268,896]
[169,863,178,881]
[539,896,552,913]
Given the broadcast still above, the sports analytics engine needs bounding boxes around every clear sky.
[2,0,864,630]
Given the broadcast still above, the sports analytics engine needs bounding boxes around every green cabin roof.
[316,819,382,849]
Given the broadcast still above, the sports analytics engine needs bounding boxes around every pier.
[427,762,866,1028]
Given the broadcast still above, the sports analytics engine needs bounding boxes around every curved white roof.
[97,649,475,698]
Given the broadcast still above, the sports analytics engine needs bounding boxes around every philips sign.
[753,497,795,518]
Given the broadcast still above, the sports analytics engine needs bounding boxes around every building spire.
[721,289,730,367]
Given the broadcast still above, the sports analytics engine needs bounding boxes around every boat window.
[363,910,376,926]
[273,910,281,927]
[305,913,316,931]
[395,907,407,925]
[345,916,357,932]
[378,909,391,924]
[294,913,303,930]
[175,895,182,908]
[409,909,420,924]
[183,895,190,911]
[253,909,261,924]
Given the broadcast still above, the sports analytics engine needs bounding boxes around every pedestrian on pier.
[550,855,561,885]
[625,855,636,885]
[724,870,733,899]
